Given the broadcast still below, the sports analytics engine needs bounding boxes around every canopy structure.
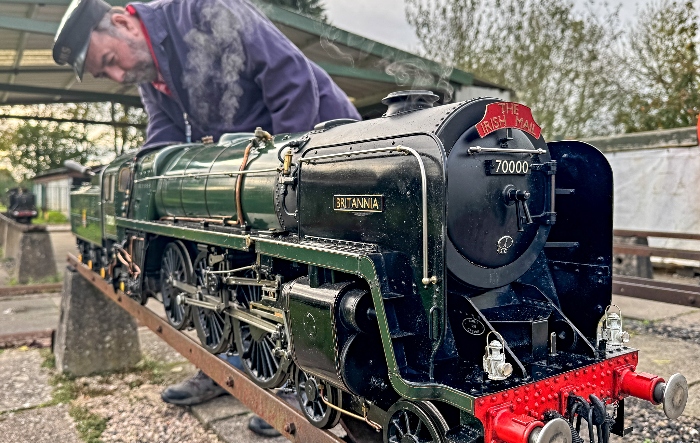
[0,0,512,118]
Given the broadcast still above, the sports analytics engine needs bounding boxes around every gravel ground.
[609,317,700,442]
[75,383,220,443]
[0,348,52,411]
[627,318,700,345]
[0,404,81,443]
[606,398,700,443]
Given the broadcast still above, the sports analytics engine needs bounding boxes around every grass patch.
[70,405,108,443]
[44,373,108,442]
[0,349,4,356]
[125,357,179,386]
[8,273,62,286]
[47,373,79,406]
[40,348,55,369]
[32,210,69,225]
[2,352,174,440]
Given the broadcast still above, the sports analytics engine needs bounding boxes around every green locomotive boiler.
[69,92,688,443]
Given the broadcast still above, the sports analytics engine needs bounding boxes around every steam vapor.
[182,0,248,126]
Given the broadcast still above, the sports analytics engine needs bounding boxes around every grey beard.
[122,58,158,85]
[122,38,158,85]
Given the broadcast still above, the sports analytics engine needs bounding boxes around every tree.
[73,102,147,155]
[615,1,700,132]
[0,102,147,180]
[259,0,327,22]
[405,0,624,139]
[0,169,17,206]
[0,119,102,180]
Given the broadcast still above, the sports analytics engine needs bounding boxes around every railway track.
[0,283,62,298]
[0,329,53,348]
[66,253,348,443]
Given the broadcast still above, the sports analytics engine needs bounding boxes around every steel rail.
[0,329,53,348]
[0,283,62,298]
[612,244,700,262]
[613,275,700,307]
[66,253,343,443]
[611,230,700,307]
[614,229,700,241]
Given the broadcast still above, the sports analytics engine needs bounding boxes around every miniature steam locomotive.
[6,187,38,224]
[69,92,689,443]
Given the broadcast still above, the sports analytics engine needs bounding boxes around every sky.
[323,0,651,53]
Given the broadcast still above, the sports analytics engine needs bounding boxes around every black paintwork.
[6,188,37,223]
[75,94,622,440]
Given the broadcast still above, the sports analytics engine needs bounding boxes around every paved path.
[0,294,60,335]
[49,227,77,277]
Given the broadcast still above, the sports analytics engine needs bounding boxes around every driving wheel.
[192,252,233,354]
[160,241,193,330]
[232,273,288,388]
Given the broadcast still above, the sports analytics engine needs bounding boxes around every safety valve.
[483,331,513,381]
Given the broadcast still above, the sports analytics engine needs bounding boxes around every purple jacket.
[129,0,360,146]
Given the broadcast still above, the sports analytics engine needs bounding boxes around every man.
[53,0,360,437]
[53,0,360,146]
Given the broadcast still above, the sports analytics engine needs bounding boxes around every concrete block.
[0,214,57,283]
[15,230,56,284]
[613,236,653,278]
[54,268,141,376]
[0,218,7,248]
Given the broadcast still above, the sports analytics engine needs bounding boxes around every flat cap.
[53,0,111,81]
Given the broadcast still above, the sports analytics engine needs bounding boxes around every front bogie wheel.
[160,241,193,330]
[295,366,342,429]
[384,400,448,443]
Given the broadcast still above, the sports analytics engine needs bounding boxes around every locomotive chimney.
[382,90,440,117]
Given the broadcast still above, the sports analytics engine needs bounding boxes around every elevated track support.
[67,253,344,443]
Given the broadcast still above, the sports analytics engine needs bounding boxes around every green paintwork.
[130,145,188,221]
[0,15,58,35]
[153,134,303,230]
[115,214,477,412]
[101,152,135,239]
[69,182,102,246]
